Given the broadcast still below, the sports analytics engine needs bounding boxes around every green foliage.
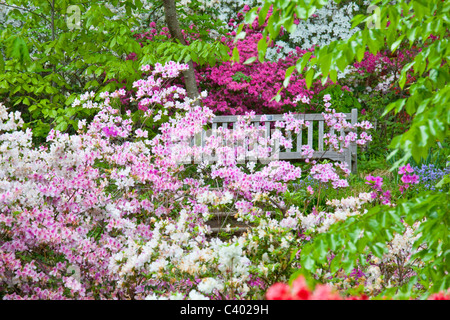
[267,0,449,166]
[231,71,252,83]
[174,0,228,40]
[298,190,449,296]
[0,0,146,142]
[141,37,230,67]
[0,0,232,144]
[355,88,413,162]
[248,0,450,298]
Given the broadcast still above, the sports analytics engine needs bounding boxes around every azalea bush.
[0,61,380,300]
[0,0,449,302]
[247,0,449,299]
[129,2,428,167]
[2,60,447,300]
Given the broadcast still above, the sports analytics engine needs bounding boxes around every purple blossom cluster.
[413,164,450,191]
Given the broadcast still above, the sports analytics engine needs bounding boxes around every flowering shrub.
[197,20,317,115]
[133,6,329,116]
[365,175,392,205]
[398,164,419,193]
[265,1,363,61]
[0,61,377,300]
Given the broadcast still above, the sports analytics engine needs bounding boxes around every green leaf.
[351,14,368,29]
[370,242,386,258]
[231,46,240,64]
[320,53,332,80]
[257,36,267,62]
[243,56,257,65]
[391,34,405,53]
[435,174,450,188]
[283,66,296,88]
[296,51,312,74]
[383,99,406,116]
[329,69,337,84]
[342,257,355,275]
[302,255,315,272]
[305,68,315,89]
[356,45,365,62]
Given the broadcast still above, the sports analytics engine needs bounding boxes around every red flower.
[346,294,369,300]
[291,276,311,300]
[311,284,342,300]
[266,283,292,300]
[428,292,450,300]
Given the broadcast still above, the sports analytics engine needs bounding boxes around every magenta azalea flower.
[398,163,414,175]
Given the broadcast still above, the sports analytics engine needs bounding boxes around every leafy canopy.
[240,0,450,298]
[243,0,449,167]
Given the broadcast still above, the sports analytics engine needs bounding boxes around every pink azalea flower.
[398,163,414,175]
[323,94,332,102]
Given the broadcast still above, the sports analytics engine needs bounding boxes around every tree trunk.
[162,0,199,102]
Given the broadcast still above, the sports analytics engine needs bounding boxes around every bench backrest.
[190,109,358,173]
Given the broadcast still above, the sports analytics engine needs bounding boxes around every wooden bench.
[186,109,358,174]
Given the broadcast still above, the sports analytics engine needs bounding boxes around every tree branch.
[162,0,199,102]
